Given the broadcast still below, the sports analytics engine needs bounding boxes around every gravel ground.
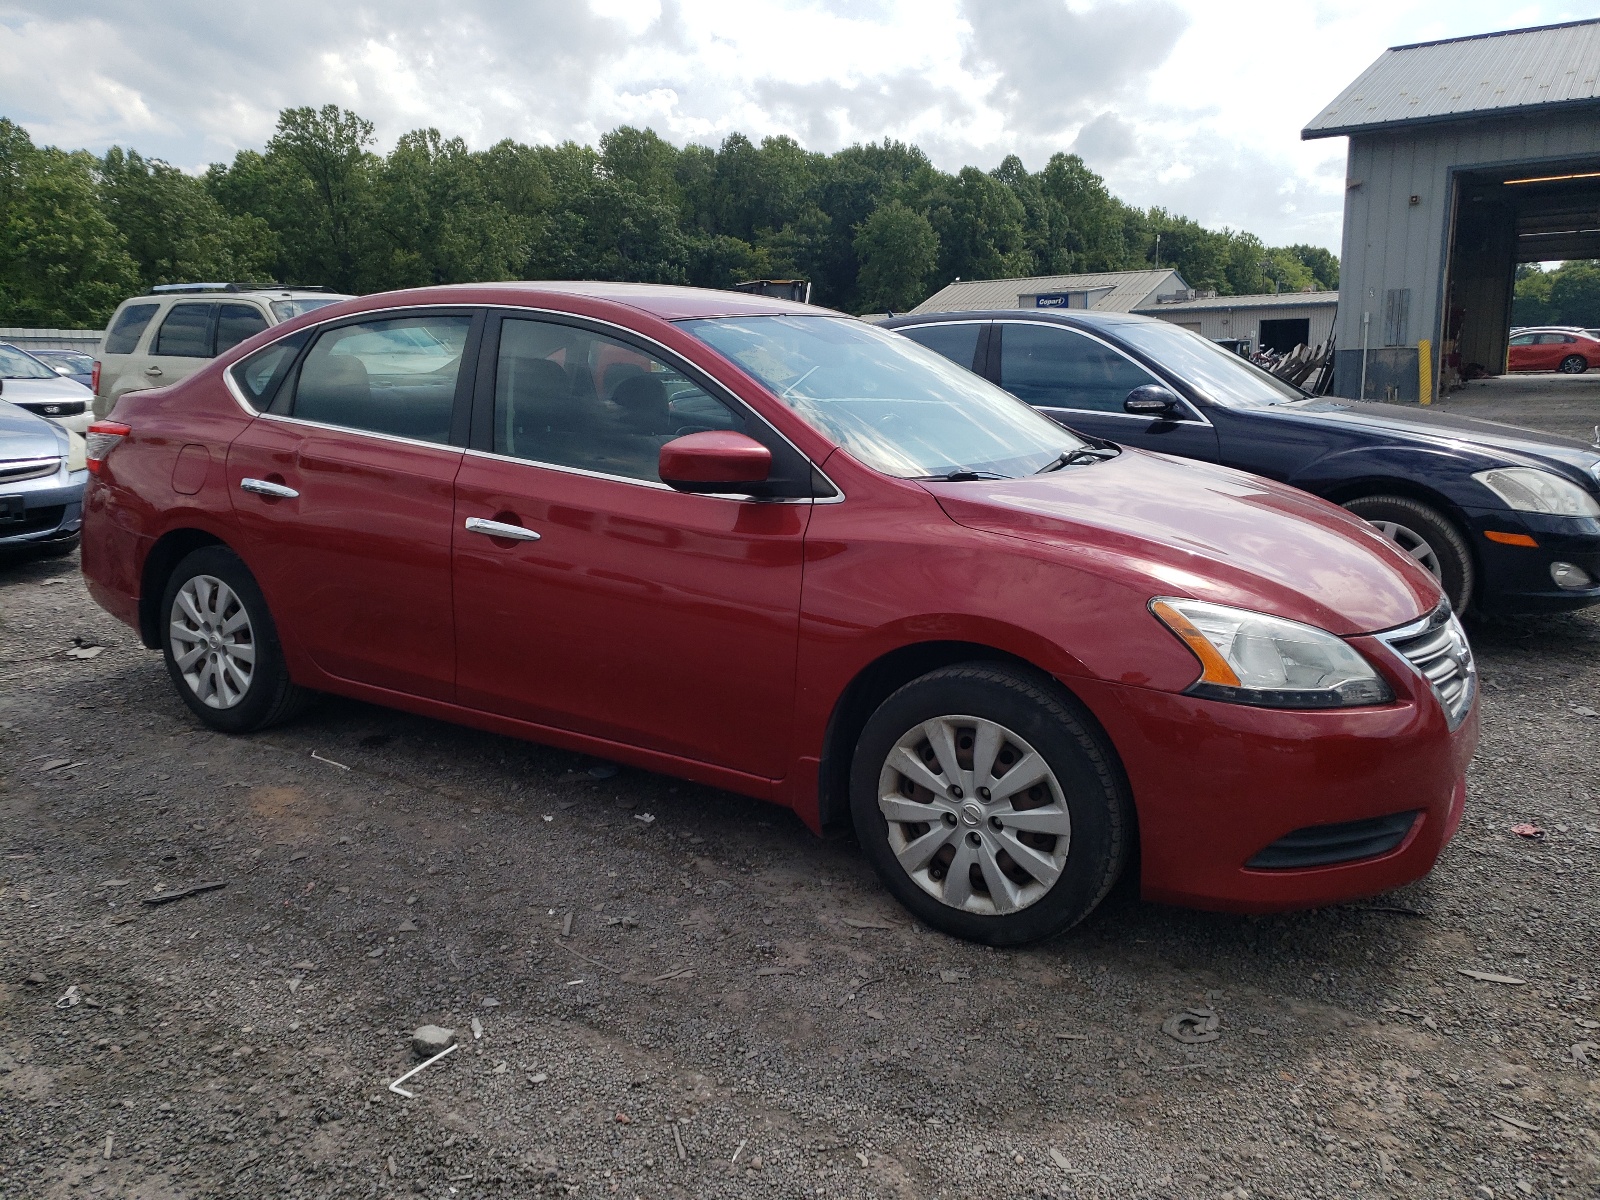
[3,390,1600,1199]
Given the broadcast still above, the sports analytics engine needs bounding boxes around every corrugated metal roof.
[910,269,1185,314]
[1133,291,1339,313]
[1303,19,1600,139]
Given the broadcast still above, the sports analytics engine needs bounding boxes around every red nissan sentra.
[81,283,1477,944]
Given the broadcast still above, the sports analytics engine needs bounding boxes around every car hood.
[1281,397,1600,472]
[1,375,94,404]
[926,449,1440,636]
[0,399,68,458]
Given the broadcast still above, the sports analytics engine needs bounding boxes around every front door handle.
[464,517,541,542]
[240,477,299,499]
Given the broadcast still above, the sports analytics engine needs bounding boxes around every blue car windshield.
[682,315,1087,479]
[1112,320,1304,408]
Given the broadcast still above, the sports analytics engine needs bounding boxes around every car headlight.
[1473,467,1600,517]
[1150,598,1393,709]
[66,431,87,473]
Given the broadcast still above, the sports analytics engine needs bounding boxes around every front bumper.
[1,469,86,546]
[1467,508,1600,613]
[1072,655,1477,912]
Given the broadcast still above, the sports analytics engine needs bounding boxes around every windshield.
[270,297,348,322]
[1112,320,1305,408]
[0,345,60,380]
[682,315,1086,478]
[38,351,93,372]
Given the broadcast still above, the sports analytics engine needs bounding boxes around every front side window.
[215,304,270,355]
[998,323,1162,413]
[897,322,983,371]
[683,315,1084,479]
[494,318,741,483]
[105,302,160,355]
[1111,319,1304,408]
[291,315,471,444]
[153,304,213,357]
[1509,334,1535,346]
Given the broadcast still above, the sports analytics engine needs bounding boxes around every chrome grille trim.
[0,456,63,484]
[1377,604,1476,730]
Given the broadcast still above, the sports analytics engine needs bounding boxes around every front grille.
[1380,605,1476,729]
[0,504,66,537]
[0,456,62,484]
[15,400,87,417]
[1247,810,1420,869]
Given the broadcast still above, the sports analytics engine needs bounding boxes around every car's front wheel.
[160,546,310,733]
[1560,354,1589,375]
[1343,494,1474,614]
[850,663,1132,945]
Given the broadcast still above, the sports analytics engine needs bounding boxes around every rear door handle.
[464,517,540,542]
[143,366,163,376]
[240,477,299,499]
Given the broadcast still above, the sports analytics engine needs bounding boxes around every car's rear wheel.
[160,546,310,733]
[849,663,1131,945]
[1342,494,1474,614]
[1560,355,1588,374]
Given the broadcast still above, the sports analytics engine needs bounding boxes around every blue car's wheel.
[1343,495,1474,615]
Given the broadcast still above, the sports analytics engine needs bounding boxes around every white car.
[94,283,352,417]
[0,343,94,436]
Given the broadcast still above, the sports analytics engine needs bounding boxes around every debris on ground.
[310,750,350,770]
[388,1041,458,1098]
[411,1025,456,1059]
[141,881,226,906]
[588,763,619,780]
[1162,1007,1221,1044]
[54,985,80,1009]
[1511,823,1545,838]
[1457,968,1528,985]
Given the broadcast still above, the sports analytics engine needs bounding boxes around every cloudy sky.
[0,1,1587,250]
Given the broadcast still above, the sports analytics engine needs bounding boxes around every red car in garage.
[1508,329,1600,373]
[80,283,1477,944]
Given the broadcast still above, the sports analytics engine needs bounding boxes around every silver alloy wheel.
[1560,355,1588,374]
[1369,519,1442,580]
[169,574,256,709]
[877,714,1071,916]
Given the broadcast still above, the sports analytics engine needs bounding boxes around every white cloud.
[0,0,1586,249]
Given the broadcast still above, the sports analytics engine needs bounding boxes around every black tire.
[1342,494,1475,614]
[159,546,312,733]
[849,662,1132,945]
[1559,355,1588,375]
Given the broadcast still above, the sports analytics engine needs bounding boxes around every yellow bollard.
[1418,338,1434,406]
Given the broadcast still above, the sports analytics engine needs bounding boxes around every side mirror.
[1124,385,1183,418]
[659,431,772,494]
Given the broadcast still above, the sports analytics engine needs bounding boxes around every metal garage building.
[910,268,1192,314]
[1134,291,1339,353]
[1305,18,1600,402]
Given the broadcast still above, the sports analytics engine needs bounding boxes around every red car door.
[226,309,480,700]
[451,314,809,780]
[1507,333,1537,371]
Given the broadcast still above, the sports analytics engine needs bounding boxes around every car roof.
[353,281,832,321]
[881,308,1150,329]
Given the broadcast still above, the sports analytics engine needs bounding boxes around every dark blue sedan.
[883,309,1600,616]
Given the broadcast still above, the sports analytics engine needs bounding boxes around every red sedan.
[1507,329,1600,373]
[81,283,1477,944]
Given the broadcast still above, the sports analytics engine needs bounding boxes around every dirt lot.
[3,385,1600,1199]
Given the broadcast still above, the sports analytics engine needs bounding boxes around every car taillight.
[91,359,101,396]
[85,421,131,476]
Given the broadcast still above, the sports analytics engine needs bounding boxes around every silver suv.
[93,284,352,417]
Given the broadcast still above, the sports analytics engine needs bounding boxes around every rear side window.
[104,302,161,355]
[291,315,471,444]
[997,323,1161,413]
[897,322,983,371]
[215,304,270,355]
[153,304,214,357]
[228,331,310,411]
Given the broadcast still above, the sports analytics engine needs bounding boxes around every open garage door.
[1444,160,1600,385]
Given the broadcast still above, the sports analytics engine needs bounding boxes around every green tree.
[259,105,381,291]
[0,118,136,326]
[98,146,273,288]
[926,167,1030,285]
[1548,261,1600,326]
[1285,243,1339,290]
[853,200,938,313]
